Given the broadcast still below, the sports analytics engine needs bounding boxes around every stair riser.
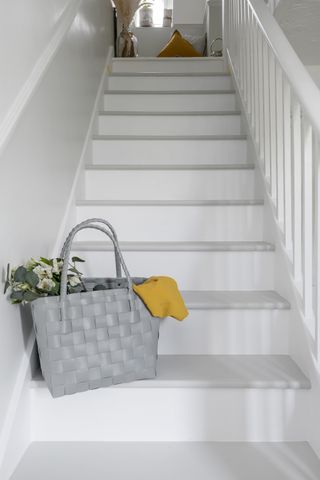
[76,205,264,241]
[92,138,247,165]
[84,169,257,201]
[104,93,237,112]
[31,388,308,441]
[111,59,227,74]
[158,310,290,355]
[71,250,274,290]
[107,76,233,91]
[98,115,242,136]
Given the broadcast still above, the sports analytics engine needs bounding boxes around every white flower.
[69,276,81,287]
[37,278,55,291]
[25,258,37,270]
[33,265,53,279]
[52,259,63,274]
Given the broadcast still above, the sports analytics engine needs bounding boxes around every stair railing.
[224,0,320,357]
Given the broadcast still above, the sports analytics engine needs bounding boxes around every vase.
[117,26,138,57]
[139,6,153,27]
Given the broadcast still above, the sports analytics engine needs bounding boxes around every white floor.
[11,442,320,480]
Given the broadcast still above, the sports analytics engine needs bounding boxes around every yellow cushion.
[158,30,202,58]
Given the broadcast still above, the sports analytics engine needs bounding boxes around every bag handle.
[59,220,133,302]
[60,218,122,277]
[60,225,121,278]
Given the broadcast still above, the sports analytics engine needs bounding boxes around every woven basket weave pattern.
[31,218,160,398]
[33,290,159,397]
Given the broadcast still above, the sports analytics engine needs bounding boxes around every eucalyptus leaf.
[72,256,85,263]
[14,266,27,283]
[10,291,24,301]
[25,271,39,288]
[23,291,41,302]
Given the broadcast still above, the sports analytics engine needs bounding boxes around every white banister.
[226,0,320,351]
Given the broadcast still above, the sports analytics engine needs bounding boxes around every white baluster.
[302,118,314,334]
[292,100,303,293]
[269,51,277,204]
[283,80,293,256]
[263,40,271,185]
[276,63,284,228]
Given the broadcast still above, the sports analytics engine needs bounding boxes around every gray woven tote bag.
[31,218,160,398]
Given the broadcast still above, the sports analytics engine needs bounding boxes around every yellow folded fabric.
[133,276,189,321]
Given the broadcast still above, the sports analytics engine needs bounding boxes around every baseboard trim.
[0,331,36,479]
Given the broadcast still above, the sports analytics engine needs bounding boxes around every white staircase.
[11,58,320,479]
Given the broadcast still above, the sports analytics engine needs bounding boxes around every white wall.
[0,0,71,128]
[173,0,207,24]
[275,0,320,65]
[0,0,113,466]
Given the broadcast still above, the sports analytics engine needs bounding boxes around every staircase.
[11,57,320,479]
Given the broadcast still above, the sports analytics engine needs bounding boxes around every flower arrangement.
[4,257,85,304]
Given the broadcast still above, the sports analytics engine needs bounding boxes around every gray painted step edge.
[99,111,241,117]
[109,72,231,77]
[104,90,236,95]
[181,290,290,310]
[85,163,254,171]
[31,355,310,389]
[77,199,264,206]
[92,134,247,141]
[72,240,274,252]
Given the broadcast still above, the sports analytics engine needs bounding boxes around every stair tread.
[72,240,274,252]
[182,290,290,309]
[110,72,231,77]
[85,163,254,171]
[93,134,247,141]
[105,89,236,95]
[77,199,263,206]
[31,355,310,389]
[99,110,241,116]
[11,441,320,480]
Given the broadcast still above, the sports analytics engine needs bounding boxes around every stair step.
[105,89,236,95]
[72,240,274,252]
[77,199,263,206]
[72,250,274,291]
[76,201,264,242]
[85,163,254,170]
[92,134,246,140]
[110,72,232,77]
[100,110,241,116]
[104,91,237,112]
[92,136,247,165]
[84,165,257,201]
[111,57,227,74]
[11,441,320,480]
[97,113,242,136]
[31,355,310,390]
[107,75,233,91]
[182,290,289,310]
